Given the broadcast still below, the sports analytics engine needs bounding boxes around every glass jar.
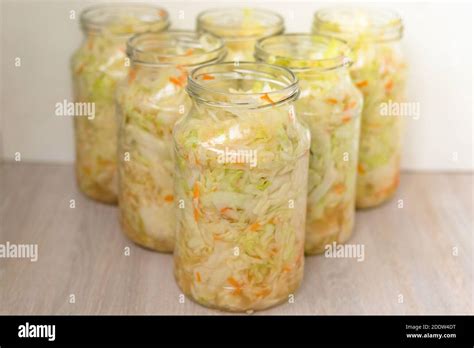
[71,4,170,204]
[313,7,406,208]
[197,8,284,62]
[256,35,363,254]
[116,31,226,252]
[173,62,310,312]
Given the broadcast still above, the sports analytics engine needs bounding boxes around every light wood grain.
[0,162,472,314]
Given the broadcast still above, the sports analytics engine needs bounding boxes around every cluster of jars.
[72,5,406,312]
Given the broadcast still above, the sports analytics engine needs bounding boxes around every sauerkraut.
[197,8,284,62]
[256,35,363,254]
[173,63,310,312]
[71,5,169,203]
[313,7,406,208]
[116,32,225,252]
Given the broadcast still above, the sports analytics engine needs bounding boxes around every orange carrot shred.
[333,183,346,194]
[232,288,242,296]
[169,76,184,87]
[202,73,215,80]
[228,277,242,294]
[260,93,274,104]
[164,194,174,202]
[193,183,199,199]
[227,277,241,288]
[184,48,194,56]
[342,115,351,124]
[358,163,366,174]
[250,223,261,231]
[196,272,201,282]
[384,79,393,92]
[326,98,338,105]
[270,246,279,255]
[356,80,368,88]
[220,207,231,214]
[193,207,200,222]
[128,69,137,84]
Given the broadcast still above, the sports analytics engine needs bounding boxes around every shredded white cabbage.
[197,8,283,61]
[71,8,169,203]
[173,66,310,311]
[116,32,223,251]
[312,8,406,208]
[256,35,363,254]
[351,43,406,208]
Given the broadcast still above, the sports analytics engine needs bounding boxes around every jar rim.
[313,7,403,43]
[255,34,352,72]
[127,30,226,67]
[80,4,170,36]
[197,8,284,40]
[187,62,299,109]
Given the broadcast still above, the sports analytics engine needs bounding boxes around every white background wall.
[0,0,472,171]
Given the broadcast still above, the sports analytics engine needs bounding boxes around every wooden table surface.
[0,162,472,315]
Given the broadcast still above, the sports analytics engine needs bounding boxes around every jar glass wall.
[173,62,310,311]
[116,31,225,252]
[256,34,362,254]
[197,8,284,62]
[71,4,170,203]
[313,7,406,208]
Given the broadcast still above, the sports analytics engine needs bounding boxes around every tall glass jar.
[173,62,310,312]
[256,35,363,254]
[197,8,284,62]
[116,31,226,252]
[313,8,406,208]
[71,4,170,204]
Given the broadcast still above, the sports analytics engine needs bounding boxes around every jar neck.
[313,7,403,44]
[187,62,299,109]
[197,8,284,40]
[80,4,169,38]
[255,34,352,75]
[127,31,226,69]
